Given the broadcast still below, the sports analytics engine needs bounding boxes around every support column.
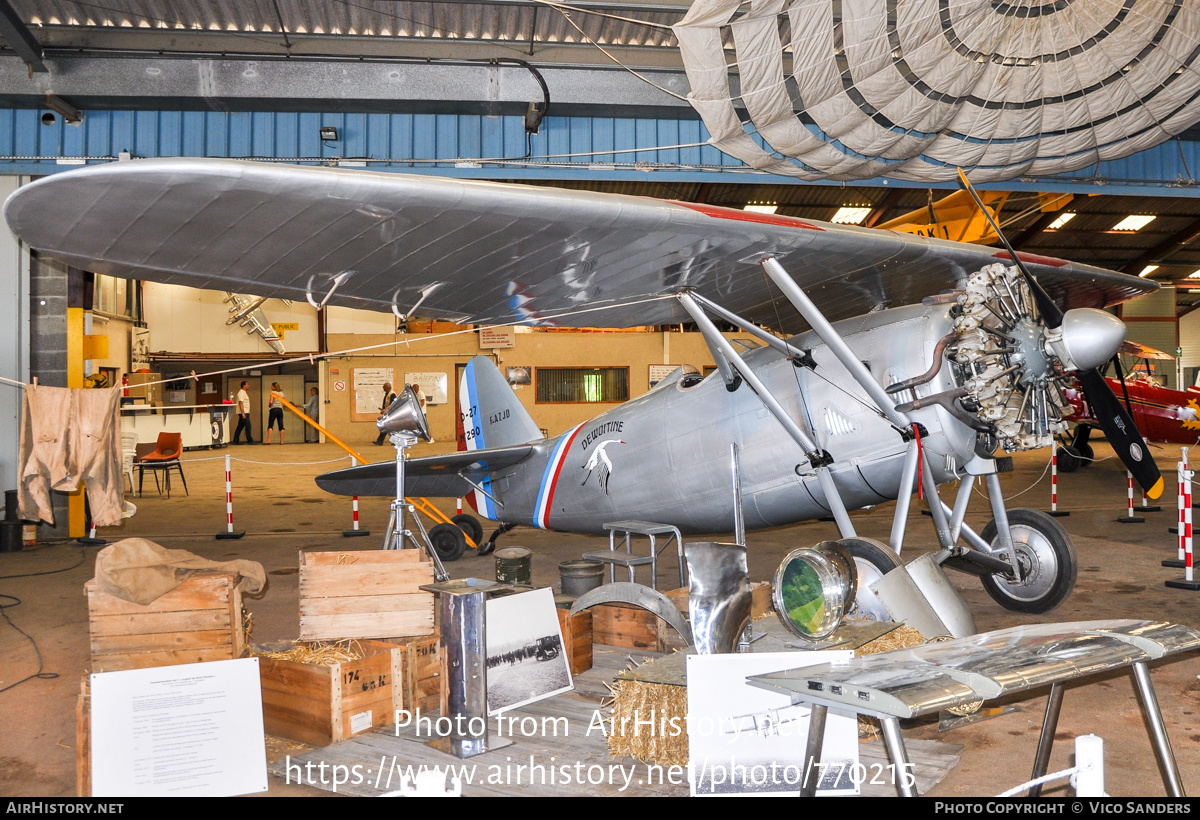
[0,176,28,511]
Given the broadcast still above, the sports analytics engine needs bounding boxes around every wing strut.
[759,257,911,430]
[753,258,957,553]
[676,292,859,538]
[688,292,816,368]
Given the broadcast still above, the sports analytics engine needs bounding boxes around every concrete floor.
[2,437,1199,798]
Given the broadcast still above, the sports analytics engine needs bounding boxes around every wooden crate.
[395,635,443,714]
[86,571,244,673]
[592,603,665,650]
[299,549,435,641]
[555,607,593,675]
[257,639,403,747]
[76,677,90,797]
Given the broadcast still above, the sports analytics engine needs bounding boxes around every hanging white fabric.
[673,0,1200,182]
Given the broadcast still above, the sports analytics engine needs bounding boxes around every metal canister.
[495,546,533,585]
[558,559,604,597]
[0,520,22,552]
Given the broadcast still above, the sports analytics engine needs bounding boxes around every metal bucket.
[495,547,533,585]
[559,559,604,597]
[0,520,22,552]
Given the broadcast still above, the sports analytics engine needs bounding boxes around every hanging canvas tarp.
[673,0,1200,182]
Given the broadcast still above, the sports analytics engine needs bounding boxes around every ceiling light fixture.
[1046,212,1076,230]
[1112,215,1156,232]
[1139,265,1159,277]
[743,202,778,214]
[831,206,872,225]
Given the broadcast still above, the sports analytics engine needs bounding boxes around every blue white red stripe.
[533,423,585,529]
[460,360,497,520]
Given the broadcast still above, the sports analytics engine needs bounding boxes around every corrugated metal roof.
[13,0,682,48]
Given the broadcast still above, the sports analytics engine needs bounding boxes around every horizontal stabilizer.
[316,445,533,498]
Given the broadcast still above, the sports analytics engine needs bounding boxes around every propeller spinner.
[955,169,1163,500]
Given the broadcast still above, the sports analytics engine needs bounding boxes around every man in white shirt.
[233,380,255,444]
[414,383,433,443]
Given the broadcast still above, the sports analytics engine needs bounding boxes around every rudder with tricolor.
[458,355,542,517]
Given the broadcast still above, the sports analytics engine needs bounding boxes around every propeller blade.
[1076,368,1163,498]
[956,169,1064,328]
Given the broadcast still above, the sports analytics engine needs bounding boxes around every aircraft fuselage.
[471,302,976,535]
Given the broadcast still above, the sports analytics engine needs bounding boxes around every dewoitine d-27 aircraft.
[3,159,1165,616]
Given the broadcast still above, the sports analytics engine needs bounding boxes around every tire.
[1056,445,1080,473]
[451,513,484,548]
[428,523,467,562]
[1077,442,1095,463]
[980,508,1077,613]
[838,537,901,622]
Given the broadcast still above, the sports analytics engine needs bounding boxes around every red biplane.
[1062,342,1200,470]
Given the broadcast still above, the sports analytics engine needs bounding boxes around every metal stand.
[420,578,516,759]
[583,521,684,591]
[384,431,448,582]
[1027,683,1065,797]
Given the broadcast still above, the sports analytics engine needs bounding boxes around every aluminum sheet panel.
[748,620,1200,719]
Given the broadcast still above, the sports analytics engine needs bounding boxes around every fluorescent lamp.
[1139,265,1159,277]
[743,202,778,214]
[1189,269,1200,279]
[831,206,871,225]
[1046,212,1075,230]
[1112,215,1156,232]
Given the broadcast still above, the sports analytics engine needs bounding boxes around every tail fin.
[457,355,541,452]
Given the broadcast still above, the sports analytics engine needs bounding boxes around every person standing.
[233,380,255,444]
[304,386,320,443]
[265,382,285,444]
[373,381,398,445]
[414,382,433,443]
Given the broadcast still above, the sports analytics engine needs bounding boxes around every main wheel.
[980,508,1076,613]
[451,513,484,548]
[428,523,467,562]
[838,537,901,622]
[1056,445,1081,473]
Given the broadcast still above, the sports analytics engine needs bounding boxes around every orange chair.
[135,432,188,498]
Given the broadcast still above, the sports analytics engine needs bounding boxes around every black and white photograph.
[485,587,573,714]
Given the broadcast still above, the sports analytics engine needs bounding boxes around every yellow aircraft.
[880,190,1072,245]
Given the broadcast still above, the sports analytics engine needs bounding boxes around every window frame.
[534,366,630,405]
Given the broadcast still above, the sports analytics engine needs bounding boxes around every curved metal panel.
[569,581,692,645]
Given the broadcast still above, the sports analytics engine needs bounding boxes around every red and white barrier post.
[1118,470,1145,523]
[1135,469,1162,513]
[343,456,370,538]
[1048,440,1069,517]
[78,500,107,546]
[215,453,246,540]
[1167,456,1200,590]
[1168,460,1187,566]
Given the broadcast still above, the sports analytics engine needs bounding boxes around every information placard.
[404,371,448,405]
[90,658,268,797]
[352,367,394,421]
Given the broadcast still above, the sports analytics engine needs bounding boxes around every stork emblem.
[581,439,625,494]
